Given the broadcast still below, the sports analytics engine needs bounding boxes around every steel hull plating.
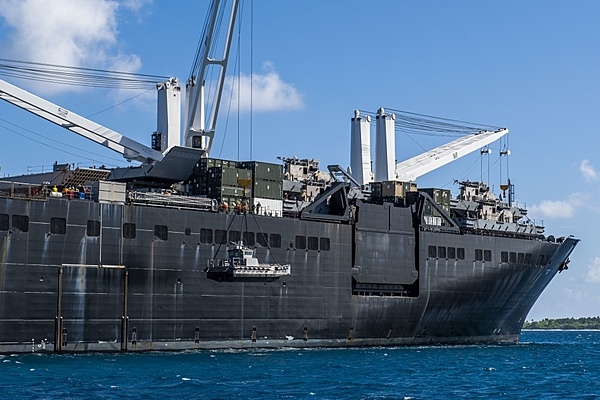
[0,197,578,353]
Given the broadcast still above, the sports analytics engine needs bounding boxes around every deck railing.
[0,180,93,201]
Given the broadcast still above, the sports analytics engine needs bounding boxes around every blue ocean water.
[1,331,599,399]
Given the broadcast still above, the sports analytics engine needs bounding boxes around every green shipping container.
[238,161,283,181]
[207,167,253,187]
[370,182,382,199]
[208,184,252,199]
[253,179,283,199]
[421,188,451,207]
[194,158,237,176]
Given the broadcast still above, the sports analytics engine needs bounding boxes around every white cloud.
[225,62,304,112]
[0,0,146,94]
[529,199,574,219]
[584,257,600,283]
[579,159,597,181]
[122,0,152,13]
[529,192,586,219]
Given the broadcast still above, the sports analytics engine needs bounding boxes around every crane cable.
[0,58,170,89]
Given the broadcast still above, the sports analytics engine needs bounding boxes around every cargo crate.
[253,179,283,199]
[238,161,283,181]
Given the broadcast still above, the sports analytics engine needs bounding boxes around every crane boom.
[0,78,164,163]
[395,128,508,181]
[184,0,239,156]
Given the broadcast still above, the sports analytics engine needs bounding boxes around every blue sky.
[1,0,600,320]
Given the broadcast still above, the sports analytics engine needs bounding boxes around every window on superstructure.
[86,220,100,237]
[243,232,255,246]
[123,223,136,239]
[517,253,525,265]
[428,246,437,258]
[447,247,456,259]
[308,236,319,251]
[295,235,306,250]
[501,251,508,263]
[270,234,281,248]
[200,228,212,244]
[438,246,446,259]
[257,233,268,247]
[320,237,331,251]
[0,214,8,231]
[457,248,465,260]
[50,218,66,235]
[484,250,492,262]
[475,249,483,261]
[535,254,544,266]
[525,253,532,265]
[154,225,168,241]
[229,231,241,243]
[215,229,227,244]
[184,227,191,236]
[12,215,29,233]
[509,252,517,264]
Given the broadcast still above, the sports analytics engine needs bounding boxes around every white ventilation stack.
[156,78,182,153]
[375,107,396,181]
[350,110,372,185]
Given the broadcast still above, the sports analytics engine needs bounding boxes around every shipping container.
[370,182,382,199]
[253,197,283,217]
[193,157,236,176]
[208,184,252,199]
[380,181,417,198]
[93,181,126,204]
[421,188,451,207]
[238,161,283,181]
[207,166,252,187]
[253,179,283,199]
[419,188,452,215]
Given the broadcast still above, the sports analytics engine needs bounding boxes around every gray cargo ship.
[0,0,578,353]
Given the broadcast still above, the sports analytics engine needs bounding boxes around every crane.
[394,128,509,182]
[0,0,240,165]
[184,0,239,156]
[0,78,165,164]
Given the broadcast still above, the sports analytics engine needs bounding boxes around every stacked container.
[189,158,284,215]
[369,180,417,205]
[238,161,284,217]
[207,166,252,207]
[190,158,236,196]
[421,188,451,216]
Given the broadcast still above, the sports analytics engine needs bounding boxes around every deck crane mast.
[350,108,509,184]
[184,0,239,157]
[0,0,239,176]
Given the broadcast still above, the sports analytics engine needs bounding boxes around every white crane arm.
[0,78,163,163]
[395,128,508,181]
[185,0,239,156]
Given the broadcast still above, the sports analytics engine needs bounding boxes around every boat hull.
[0,196,578,353]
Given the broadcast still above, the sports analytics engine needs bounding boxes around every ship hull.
[0,196,578,353]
